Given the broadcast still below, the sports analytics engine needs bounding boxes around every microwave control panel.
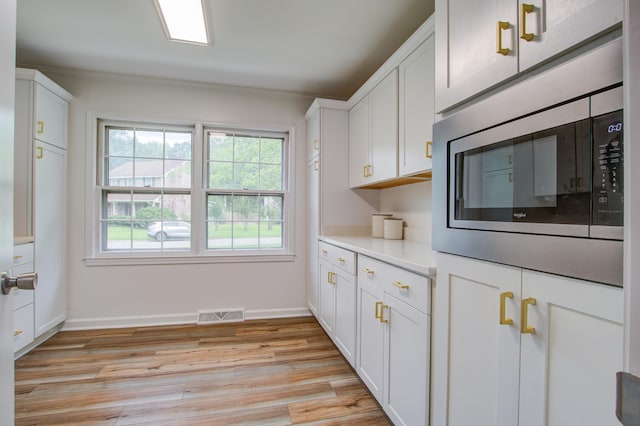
[592,110,623,227]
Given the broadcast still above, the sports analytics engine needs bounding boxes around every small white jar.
[383,218,403,240]
[372,214,393,238]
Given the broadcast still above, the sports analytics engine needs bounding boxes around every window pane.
[234,163,259,190]
[260,137,282,164]
[260,164,283,190]
[107,128,134,156]
[165,160,191,188]
[165,132,192,160]
[208,132,234,162]
[260,195,283,220]
[233,221,259,248]
[234,135,259,163]
[134,159,164,187]
[260,222,283,248]
[135,130,164,158]
[209,161,233,189]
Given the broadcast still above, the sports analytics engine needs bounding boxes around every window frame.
[84,113,296,266]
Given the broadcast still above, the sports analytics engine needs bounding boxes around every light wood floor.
[14,316,391,425]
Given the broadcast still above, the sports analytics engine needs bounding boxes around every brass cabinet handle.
[521,297,537,334]
[327,271,335,285]
[375,301,383,319]
[508,172,513,183]
[337,257,346,263]
[363,165,368,177]
[520,3,535,41]
[496,21,510,55]
[321,249,328,254]
[36,146,44,159]
[426,141,433,159]
[14,330,23,337]
[380,304,389,323]
[37,121,45,134]
[362,268,375,275]
[313,160,319,171]
[13,255,23,261]
[500,291,514,325]
[367,165,373,177]
[313,139,319,151]
[392,281,409,290]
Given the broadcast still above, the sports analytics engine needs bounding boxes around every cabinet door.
[307,160,320,315]
[318,261,336,335]
[349,97,370,188]
[435,0,517,112]
[334,269,357,366]
[356,278,385,401]
[34,142,66,337]
[383,293,429,426]
[518,0,623,71]
[432,253,522,426]
[34,84,68,149]
[399,35,435,176]
[519,271,623,426]
[369,69,398,184]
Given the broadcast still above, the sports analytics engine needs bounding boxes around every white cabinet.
[357,255,430,425]
[432,253,623,426]
[318,241,357,366]
[349,69,398,188]
[399,35,436,176]
[14,69,70,341]
[12,243,35,353]
[435,0,623,112]
[305,103,377,316]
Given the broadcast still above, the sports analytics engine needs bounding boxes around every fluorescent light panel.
[155,0,209,45]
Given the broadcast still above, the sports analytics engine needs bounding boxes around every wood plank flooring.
[14,316,391,425]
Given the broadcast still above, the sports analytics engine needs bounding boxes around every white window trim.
[83,110,296,266]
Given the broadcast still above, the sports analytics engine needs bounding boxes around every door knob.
[1,271,38,295]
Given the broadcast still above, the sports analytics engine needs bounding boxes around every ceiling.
[16,0,434,100]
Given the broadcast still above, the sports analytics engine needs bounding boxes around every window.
[94,119,291,261]
[206,129,286,250]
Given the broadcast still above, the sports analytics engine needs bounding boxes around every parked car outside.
[147,221,191,241]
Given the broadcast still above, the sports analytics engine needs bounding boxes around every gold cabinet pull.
[321,249,328,254]
[500,291,514,325]
[313,139,319,151]
[362,268,375,275]
[37,121,44,134]
[13,255,23,261]
[337,257,345,263]
[380,304,389,323]
[363,164,373,177]
[496,21,510,55]
[520,3,535,41]
[313,160,319,171]
[14,330,23,337]
[36,146,44,159]
[392,281,409,290]
[426,141,433,159]
[521,297,537,334]
[327,271,336,284]
[375,301,383,319]
[363,165,368,177]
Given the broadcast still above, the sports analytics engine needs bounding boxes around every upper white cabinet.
[14,69,71,343]
[399,35,436,177]
[432,253,623,426]
[435,0,623,112]
[349,69,398,188]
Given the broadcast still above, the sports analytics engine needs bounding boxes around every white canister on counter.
[383,218,404,240]
[372,214,393,238]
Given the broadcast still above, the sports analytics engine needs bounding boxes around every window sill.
[84,253,296,267]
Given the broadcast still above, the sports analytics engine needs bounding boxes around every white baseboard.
[62,307,312,331]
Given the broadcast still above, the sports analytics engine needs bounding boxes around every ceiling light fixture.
[154,0,209,45]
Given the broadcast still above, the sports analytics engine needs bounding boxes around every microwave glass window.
[455,118,591,224]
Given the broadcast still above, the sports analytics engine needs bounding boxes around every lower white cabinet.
[12,243,35,353]
[318,241,357,366]
[357,255,430,426]
[432,253,623,426]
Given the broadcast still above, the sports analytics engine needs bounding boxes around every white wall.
[43,70,314,329]
[379,181,432,243]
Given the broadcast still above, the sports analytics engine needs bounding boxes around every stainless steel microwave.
[450,86,623,240]
[432,37,623,286]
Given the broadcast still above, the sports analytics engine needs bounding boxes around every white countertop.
[319,235,437,278]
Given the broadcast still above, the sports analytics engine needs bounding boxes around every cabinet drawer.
[319,241,356,274]
[13,243,34,266]
[359,255,430,314]
[13,303,35,353]
[13,288,34,310]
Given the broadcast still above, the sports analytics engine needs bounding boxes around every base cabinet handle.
[521,297,537,334]
[500,291,514,325]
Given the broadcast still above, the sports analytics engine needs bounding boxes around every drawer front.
[13,288,34,310]
[358,255,430,314]
[319,241,356,274]
[13,243,34,266]
[14,303,35,353]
